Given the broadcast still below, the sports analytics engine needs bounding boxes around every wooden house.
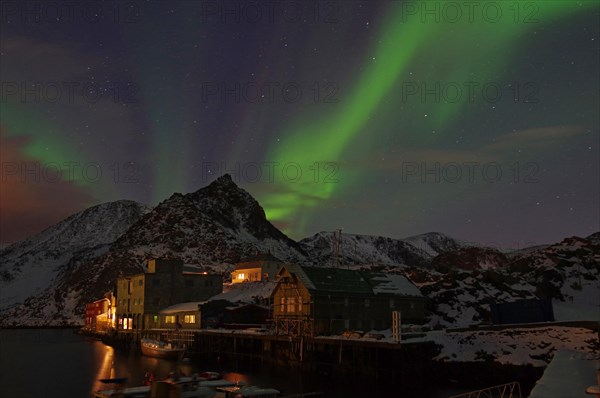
[271,264,426,336]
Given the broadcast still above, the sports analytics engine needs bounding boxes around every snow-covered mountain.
[104,174,308,267]
[431,247,508,271]
[1,173,597,327]
[299,231,464,268]
[0,200,150,321]
[0,175,307,326]
[404,233,600,327]
[507,234,600,322]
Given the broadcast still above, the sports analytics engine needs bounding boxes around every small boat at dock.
[140,338,184,359]
[95,374,237,398]
[215,385,280,398]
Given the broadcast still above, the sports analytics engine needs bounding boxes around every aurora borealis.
[1,1,598,247]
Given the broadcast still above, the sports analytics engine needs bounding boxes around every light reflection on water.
[0,329,198,398]
[0,329,462,397]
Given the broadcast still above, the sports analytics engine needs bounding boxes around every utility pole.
[332,229,343,268]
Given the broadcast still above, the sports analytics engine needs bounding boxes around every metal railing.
[447,382,522,398]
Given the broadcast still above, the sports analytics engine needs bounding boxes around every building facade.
[85,299,108,331]
[271,264,427,336]
[115,258,222,331]
[157,300,270,330]
[490,299,554,325]
[231,252,283,284]
[159,302,202,330]
[84,292,115,332]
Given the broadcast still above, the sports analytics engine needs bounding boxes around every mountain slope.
[0,200,150,312]
[299,231,465,268]
[1,172,597,327]
[0,175,308,325]
[405,233,600,327]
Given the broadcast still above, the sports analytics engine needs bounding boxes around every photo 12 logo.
[1,162,140,184]
[201,161,340,184]
[400,81,539,104]
[197,1,339,24]
[401,162,539,183]
[200,81,339,104]
[0,1,142,24]
[400,1,540,24]
[0,81,139,104]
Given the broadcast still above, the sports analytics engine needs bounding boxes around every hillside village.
[2,175,599,376]
[85,256,427,336]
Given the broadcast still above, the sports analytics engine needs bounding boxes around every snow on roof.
[366,273,423,297]
[528,349,599,398]
[160,302,202,314]
[209,281,275,304]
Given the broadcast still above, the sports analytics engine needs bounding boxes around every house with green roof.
[271,264,426,336]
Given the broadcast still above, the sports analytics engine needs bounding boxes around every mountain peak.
[210,173,235,187]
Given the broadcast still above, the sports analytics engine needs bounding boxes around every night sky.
[1,1,598,248]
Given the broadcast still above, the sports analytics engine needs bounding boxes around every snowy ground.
[528,349,600,398]
[408,326,599,366]
[554,280,600,322]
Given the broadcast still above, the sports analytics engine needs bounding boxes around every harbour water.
[0,328,472,397]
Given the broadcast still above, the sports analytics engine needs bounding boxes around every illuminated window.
[280,297,286,313]
[153,315,158,323]
[165,315,176,324]
[287,297,295,313]
[184,315,196,323]
[237,273,245,280]
[123,317,133,330]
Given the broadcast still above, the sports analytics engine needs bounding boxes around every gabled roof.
[361,272,423,297]
[160,302,202,314]
[279,263,316,290]
[302,267,373,294]
[279,265,423,297]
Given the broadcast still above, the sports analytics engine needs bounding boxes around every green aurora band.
[261,1,596,237]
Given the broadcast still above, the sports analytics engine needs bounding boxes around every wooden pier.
[97,328,438,380]
[81,328,546,393]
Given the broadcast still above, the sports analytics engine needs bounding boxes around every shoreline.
[0,325,82,330]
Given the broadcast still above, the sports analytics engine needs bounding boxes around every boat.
[140,338,184,359]
[95,374,237,398]
[215,385,280,398]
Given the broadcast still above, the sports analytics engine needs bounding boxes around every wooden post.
[392,310,401,343]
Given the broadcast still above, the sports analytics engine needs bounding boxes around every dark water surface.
[0,329,468,398]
